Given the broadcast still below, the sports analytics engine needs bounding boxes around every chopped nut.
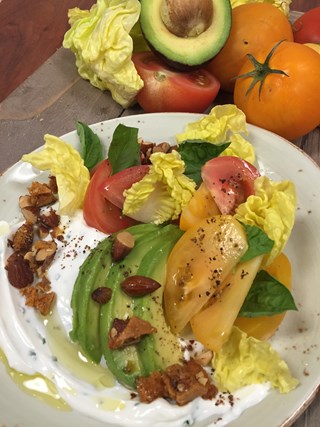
[112,231,135,261]
[38,208,60,230]
[38,225,49,239]
[19,195,32,209]
[91,287,112,304]
[108,316,157,349]
[50,226,64,240]
[32,240,57,263]
[11,222,34,253]
[48,176,58,194]
[194,349,213,367]
[28,182,56,207]
[152,142,171,153]
[121,275,161,297]
[5,252,34,289]
[139,141,155,155]
[21,206,39,224]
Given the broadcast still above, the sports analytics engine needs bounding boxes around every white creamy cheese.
[0,212,270,427]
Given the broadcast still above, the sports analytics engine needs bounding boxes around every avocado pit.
[160,0,213,38]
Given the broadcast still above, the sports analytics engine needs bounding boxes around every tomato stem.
[235,40,289,98]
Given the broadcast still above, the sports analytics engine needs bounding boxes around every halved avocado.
[139,0,232,69]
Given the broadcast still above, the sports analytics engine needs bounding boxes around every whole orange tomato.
[234,41,320,141]
[206,3,293,93]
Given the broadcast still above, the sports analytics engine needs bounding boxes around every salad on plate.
[0,105,302,427]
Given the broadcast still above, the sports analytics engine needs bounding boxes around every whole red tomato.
[292,7,320,44]
[132,51,220,113]
[234,41,320,141]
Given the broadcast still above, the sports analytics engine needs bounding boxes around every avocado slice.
[139,0,232,68]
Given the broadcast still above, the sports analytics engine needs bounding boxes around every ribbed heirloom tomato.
[234,40,320,141]
[206,3,293,93]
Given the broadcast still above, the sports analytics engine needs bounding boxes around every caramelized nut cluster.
[5,177,62,315]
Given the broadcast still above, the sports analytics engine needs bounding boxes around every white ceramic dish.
[1,113,320,427]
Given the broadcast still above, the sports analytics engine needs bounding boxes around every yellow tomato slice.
[234,253,292,340]
[164,215,248,334]
[190,255,263,353]
[179,183,220,231]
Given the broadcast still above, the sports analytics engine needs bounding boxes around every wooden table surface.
[0,0,319,426]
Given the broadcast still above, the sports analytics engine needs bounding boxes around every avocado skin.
[139,0,232,69]
[70,223,184,389]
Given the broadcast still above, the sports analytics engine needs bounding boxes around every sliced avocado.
[100,223,183,389]
[139,0,232,68]
[71,223,184,389]
[70,223,161,364]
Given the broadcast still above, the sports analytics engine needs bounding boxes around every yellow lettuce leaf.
[235,176,297,266]
[123,151,196,224]
[213,326,299,393]
[230,0,292,16]
[63,0,143,107]
[21,135,90,215]
[176,104,255,164]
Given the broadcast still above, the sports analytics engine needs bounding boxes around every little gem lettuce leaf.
[63,0,143,107]
[21,134,90,215]
[213,326,299,393]
[235,176,297,266]
[123,151,196,224]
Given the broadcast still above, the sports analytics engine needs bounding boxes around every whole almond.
[112,231,135,262]
[121,275,161,297]
[91,287,112,304]
[5,252,34,289]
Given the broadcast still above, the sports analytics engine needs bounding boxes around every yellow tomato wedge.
[164,215,248,334]
[190,255,263,353]
[179,183,220,231]
[234,252,291,340]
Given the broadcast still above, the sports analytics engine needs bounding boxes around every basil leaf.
[240,222,274,262]
[177,140,230,186]
[239,270,298,317]
[76,121,104,171]
[108,124,140,175]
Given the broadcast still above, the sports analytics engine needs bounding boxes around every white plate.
[1,113,320,427]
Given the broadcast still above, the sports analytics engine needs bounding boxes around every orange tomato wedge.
[179,183,220,231]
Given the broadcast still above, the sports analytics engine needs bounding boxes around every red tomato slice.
[83,160,139,234]
[292,7,320,44]
[132,51,220,113]
[201,156,260,215]
[100,165,150,209]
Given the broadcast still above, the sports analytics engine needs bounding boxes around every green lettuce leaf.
[76,121,104,171]
[177,140,230,186]
[240,222,274,262]
[239,270,298,317]
[108,124,140,174]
